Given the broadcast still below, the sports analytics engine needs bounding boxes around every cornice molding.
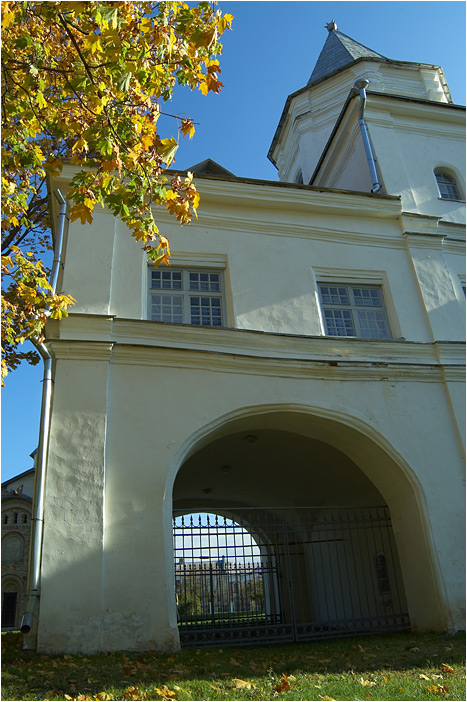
[49,341,114,362]
[51,164,401,219]
[49,314,465,372]
[46,336,449,383]
[171,212,407,250]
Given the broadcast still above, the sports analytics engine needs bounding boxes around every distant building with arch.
[23,23,465,653]
[1,458,35,630]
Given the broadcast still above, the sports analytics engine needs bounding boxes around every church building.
[21,23,465,652]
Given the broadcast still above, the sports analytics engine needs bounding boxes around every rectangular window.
[149,268,224,327]
[318,283,392,338]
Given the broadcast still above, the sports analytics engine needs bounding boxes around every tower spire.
[308,25,386,86]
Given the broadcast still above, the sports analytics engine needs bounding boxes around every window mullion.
[182,270,190,324]
[349,287,360,336]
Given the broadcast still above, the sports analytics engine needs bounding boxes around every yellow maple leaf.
[1,7,15,29]
[191,191,200,210]
[153,253,170,268]
[72,136,89,153]
[36,92,47,109]
[69,203,93,226]
[83,34,103,54]
[159,235,171,255]
[140,17,152,33]
[181,119,195,140]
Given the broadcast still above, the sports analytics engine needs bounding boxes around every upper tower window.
[434,170,461,201]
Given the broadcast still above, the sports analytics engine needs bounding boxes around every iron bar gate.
[173,506,410,647]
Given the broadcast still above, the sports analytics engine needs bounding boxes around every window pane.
[357,309,391,338]
[190,296,223,326]
[152,271,182,290]
[189,272,221,292]
[324,309,356,336]
[352,287,382,306]
[319,285,349,305]
[150,294,183,323]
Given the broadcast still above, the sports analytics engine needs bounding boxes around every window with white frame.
[318,283,392,338]
[434,169,461,201]
[149,268,225,327]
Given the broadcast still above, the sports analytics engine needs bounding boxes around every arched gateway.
[169,406,447,646]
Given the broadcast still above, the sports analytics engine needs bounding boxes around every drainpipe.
[21,189,68,634]
[354,79,382,194]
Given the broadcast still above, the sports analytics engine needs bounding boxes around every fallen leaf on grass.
[420,674,430,680]
[275,673,291,693]
[426,685,449,696]
[358,677,376,687]
[155,685,177,699]
[231,678,255,690]
[441,664,454,673]
[319,696,336,701]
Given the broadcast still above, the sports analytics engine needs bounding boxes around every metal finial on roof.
[325,19,338,32]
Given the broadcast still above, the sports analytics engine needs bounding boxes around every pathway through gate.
[173,507,410,647]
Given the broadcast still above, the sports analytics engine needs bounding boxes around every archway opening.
[172,421,413,646]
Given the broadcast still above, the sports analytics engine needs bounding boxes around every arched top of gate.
[166,402,425,507]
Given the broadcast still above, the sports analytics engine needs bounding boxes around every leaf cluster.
[1,1,233,381]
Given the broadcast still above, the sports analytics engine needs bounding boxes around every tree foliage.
[1,0,233,382]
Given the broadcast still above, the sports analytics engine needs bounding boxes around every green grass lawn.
[2,630,465,701]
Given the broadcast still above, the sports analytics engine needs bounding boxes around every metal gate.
[173,506,410,647]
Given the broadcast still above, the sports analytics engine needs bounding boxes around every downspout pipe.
[21,189,68,635]
[354,79,382,194]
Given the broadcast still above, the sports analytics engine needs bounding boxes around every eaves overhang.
[49,162,401,223]
[268,58,453,167]
[164,172,402,221]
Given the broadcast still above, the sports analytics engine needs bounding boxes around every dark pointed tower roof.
[308,20,386,85]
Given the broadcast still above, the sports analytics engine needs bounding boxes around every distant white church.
[14,23,465,652]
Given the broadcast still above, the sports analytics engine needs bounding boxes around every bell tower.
[269,21,453,186]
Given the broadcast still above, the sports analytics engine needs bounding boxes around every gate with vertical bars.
[173,506,410,647]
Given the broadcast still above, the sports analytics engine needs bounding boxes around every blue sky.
[2,0,466,482]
